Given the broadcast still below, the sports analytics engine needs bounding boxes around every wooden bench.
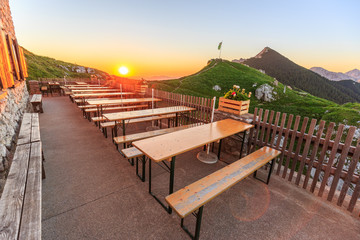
[100,114,177,139]
[165,146,281,240]
[30,94,43,113]
[0,113,44,239]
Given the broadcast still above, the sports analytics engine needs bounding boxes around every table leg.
[217,139,223,159]
[239,131,247,158]
[175,113,178,126]
[122,120,126,149]
[114,120,118,138]
[149,156,176,214]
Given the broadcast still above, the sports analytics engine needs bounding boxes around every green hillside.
[24,48,108,80]
[243,47,360,104]
[150,59,360,126]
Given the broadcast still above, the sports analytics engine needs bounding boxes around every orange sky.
[10,0,360,79]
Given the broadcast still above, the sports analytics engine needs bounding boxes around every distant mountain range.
[241,47,360,104]
[310,67,360,82]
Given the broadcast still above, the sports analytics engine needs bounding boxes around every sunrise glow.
[118,66,129,75]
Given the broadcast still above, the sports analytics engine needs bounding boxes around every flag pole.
[219,40,223,59]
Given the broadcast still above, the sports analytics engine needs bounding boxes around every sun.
[118,66,129,75]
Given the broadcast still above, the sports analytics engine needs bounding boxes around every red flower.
[232,92,236,96]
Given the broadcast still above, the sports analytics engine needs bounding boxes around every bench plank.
[17,113,32,145]
[31,113,41,143]
[165,146,281,218]
[18,142,42,240]
[0,144,31,239]
[122,147,143,159]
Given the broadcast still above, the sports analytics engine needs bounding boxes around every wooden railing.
[145,89,213,124]
[248,108,360,215]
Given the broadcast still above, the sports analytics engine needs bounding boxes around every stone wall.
[0,82,29,193]
[0,0,15,39]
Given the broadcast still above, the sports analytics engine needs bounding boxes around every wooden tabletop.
[87,98,162,106]
[76,82,88,85]
[71,89,119,93]
[133,119,254,162]
[103,106,195,122]
[72,92,134,98]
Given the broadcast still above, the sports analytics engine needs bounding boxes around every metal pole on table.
[197,96,218,164]
[207,96,216,154]
[120,84,123,108]
[152,88,154,127]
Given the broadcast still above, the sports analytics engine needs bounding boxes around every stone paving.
[41,96,360,240]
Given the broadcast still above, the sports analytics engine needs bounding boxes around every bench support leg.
[136,156,147,182]
[181,206,204,240]
[253,159,275,185]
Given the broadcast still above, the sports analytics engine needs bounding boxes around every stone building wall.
[0,82,29,192]
[0,0,15,39]
[0,0,29,194]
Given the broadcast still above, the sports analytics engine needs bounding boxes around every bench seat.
[165,146,281,239]
[85,104,148,113]
[30,94,43,113]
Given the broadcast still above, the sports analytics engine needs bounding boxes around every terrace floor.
[40,96,360,240]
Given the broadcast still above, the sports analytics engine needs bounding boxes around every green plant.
[223,85,251,101]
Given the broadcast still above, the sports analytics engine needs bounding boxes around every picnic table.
[72,92,134,99]
[87,98,162,116]
[65,85,104,88]
[132,119,254,213]
[71,89,119,93]
[103,106,195,138]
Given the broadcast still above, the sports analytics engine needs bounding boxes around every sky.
[9,0,360,79]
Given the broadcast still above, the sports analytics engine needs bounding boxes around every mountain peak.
[346,69,360,80]
[310,67,355,81]
[254,47,272,58]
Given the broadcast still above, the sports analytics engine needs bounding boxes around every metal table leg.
[149,156,176,214]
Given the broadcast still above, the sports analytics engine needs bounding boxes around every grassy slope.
[24,48,108,80]
[150,59,360,126]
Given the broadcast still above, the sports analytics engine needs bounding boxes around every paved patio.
[40,96,360,240]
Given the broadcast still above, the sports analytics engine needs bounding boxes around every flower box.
[218,97,250,115]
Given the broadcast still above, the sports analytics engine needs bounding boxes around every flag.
[218,41,222,50]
